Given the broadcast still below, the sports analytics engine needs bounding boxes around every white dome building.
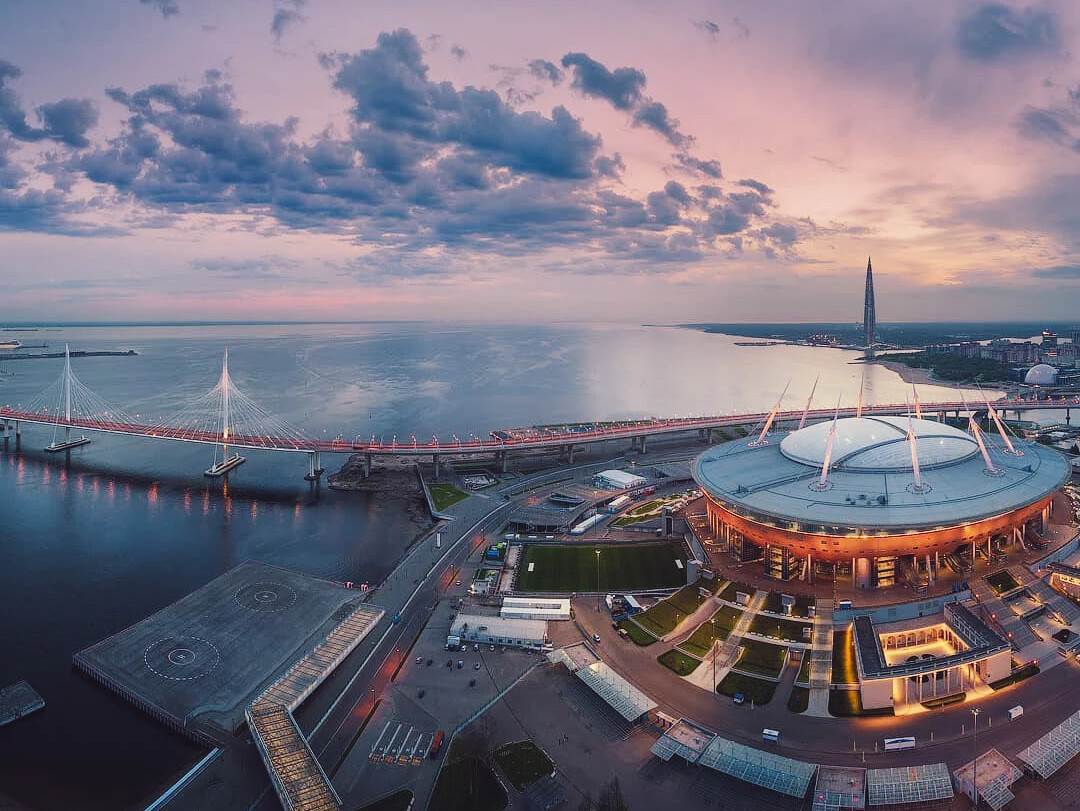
[1024,363,1059,386]
[692,415,1070,588]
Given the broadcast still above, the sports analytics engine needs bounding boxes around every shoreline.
[865,359,937,386]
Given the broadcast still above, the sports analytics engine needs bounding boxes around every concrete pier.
[73,561,380,742]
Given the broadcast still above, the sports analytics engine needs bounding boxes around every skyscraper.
[863,257,876,359]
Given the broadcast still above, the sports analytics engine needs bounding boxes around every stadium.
[691,413,1071,588]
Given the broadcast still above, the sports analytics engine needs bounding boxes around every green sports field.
[516,542,687,593]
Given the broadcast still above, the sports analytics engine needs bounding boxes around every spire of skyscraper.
[863,257,876,359]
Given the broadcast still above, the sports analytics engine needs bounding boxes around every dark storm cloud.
[693,20,721,40]
[528,59,563,85]
[737,178,773,195]
[560,52,646,110]
[1031,264,1080,278]
[676,154,723,178]
[1017,106,1071,144]
[0,60,97,147]
[44,28,782,269]
[450,45,468,61]
[632,101,688,147]
[955,3,1060,61]
[328,30,601,179]
[140,0,179,18]
[37,99,99,148]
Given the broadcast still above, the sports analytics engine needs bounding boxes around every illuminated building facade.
[692,416,1070,588]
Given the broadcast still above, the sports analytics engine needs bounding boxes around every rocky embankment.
[326,455,434,532]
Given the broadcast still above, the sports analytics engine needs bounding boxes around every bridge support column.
[1,420,7,442]
[499,450,508,474]
[304,451,323,482]
[639,434,648,454]
[433,454,440,478]
[1067,407,1071,424]
[362,452,372,479]
[14,420,19,450]
[567,444,577,464]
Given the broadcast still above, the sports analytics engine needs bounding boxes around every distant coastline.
[864,359,936,386]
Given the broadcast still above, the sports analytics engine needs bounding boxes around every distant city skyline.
[2,1,1080,322]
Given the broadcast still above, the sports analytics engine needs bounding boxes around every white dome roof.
[1024,364,1058,386]
[779,416,978,472]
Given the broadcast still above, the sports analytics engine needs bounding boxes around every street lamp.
[971,708,981,806]
[595,550,601,612]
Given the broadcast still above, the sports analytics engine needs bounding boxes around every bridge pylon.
[205,349,247,477]
[45,345,91,453]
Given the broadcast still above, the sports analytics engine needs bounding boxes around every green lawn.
[787,686,809,713]
[717,672,777,705]
[718,581,756,603]
[429,758,508,811]
[749,614,813,643]
[828,688,893,718]
[733,639,787,679]
[796,651,811,684]
[831,625,858,685]
[516,542,687,593]
[761,591,816,618]
[616,618,657,646]
[492,741,554,791]
[359,790,413,811]
[668,580,711,615]
[986,570,1021,594]
[429,482,469,512]
[679,605,742,657]
[636,601,682,637]
[658,648,702,676]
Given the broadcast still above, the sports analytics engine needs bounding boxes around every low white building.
[501,597,571,621]
[447,613,548,651]
[593,469,647,491]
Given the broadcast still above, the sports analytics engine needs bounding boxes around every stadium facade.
[691,415,1070,588]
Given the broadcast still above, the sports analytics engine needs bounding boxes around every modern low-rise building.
[500,596,571,621]
[593,469,647,491]
[447,613,548,651]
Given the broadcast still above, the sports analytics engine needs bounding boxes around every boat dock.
[0,681,44,726]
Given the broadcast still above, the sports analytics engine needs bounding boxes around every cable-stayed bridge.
[0,347,1076,480]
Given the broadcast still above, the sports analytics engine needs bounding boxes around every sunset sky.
[1,1,1079,322]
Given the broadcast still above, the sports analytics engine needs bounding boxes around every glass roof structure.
[1017,708,1080,779]
[574,661,656,722]
[811,766,865,811]
[865,763,953,806]
[696,736,817,798]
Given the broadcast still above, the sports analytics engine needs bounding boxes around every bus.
[883,736,916,752]
[429,730,445,758]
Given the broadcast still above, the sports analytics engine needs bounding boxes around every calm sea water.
[0,322,1016,810]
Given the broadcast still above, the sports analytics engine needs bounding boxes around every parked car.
[474,662,482,670]
[733,693,745,705]
[593,633,601,643]
[415,656,423,664]
[457,660,464,669]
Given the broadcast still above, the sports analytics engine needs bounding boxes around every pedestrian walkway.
[710,591,767,685]
[806,598,833,717]
[969,579,1039,649]
[1010,565,1080,624]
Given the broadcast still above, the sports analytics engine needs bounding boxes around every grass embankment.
[634,579,712,637]
[733,639,787,679]
[516,542,687,593]
[492,741,554,791]
[828,689,894,718]
[831,625,859,685]
[922,692,966,710]
[990,663,1040,690]
[717,580,756,603]
[360,791,413,811]
[986,570,1021,594]
[616,618,657,646]
[679,605,742,657]
[718,672,777,705]
[658,648,701,676]
[796,651,811,684]
[749,614,813,643]
[430,752,507,811]
[787,686,809,713]
[429,482,469,512]
[761,591,816,618]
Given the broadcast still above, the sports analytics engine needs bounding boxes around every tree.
[595,777,629,811]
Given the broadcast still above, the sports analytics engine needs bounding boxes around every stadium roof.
[1017,708,1080,779]
[866,763,953,806]
[649,719,716,764]
[692,417,1069,531]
